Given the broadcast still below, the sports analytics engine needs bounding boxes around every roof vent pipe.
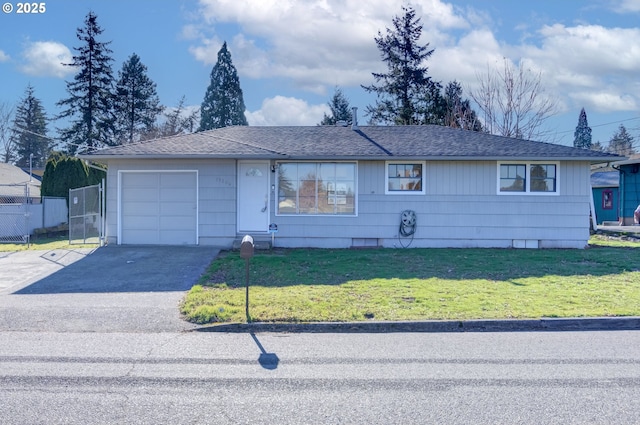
[351,107,358,130]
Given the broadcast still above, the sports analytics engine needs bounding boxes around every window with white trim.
[385,161,425,194]
[498,162,558,194]
[277,162,356,215]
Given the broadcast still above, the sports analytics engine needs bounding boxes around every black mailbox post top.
[240,235,254,259]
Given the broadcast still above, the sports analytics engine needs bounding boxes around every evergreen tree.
[573,108,592,149]
[41,152,105,203]
[11,85,50,168]
[198,42,248,131]
[114,53,163,144]
[443,81,482,131]
[319,87,351,125]
[362,6,439,125]
[57,11,115,154]
[607,124,635,156]
[416,80,447,125]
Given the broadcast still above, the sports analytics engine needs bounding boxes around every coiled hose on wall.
[398,210,416,248]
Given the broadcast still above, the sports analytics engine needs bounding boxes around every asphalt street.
[1,330,640,424]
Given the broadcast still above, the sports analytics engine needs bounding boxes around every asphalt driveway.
[0,245,218,332]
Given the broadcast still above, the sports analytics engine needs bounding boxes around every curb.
[194,317,640,333]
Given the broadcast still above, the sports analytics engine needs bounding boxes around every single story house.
[590,169,619,224]
[0,162,41,203]
[612,156,640,225]
[81,121,624,249]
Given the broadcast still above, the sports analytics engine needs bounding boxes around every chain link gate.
[0,183,30,244]
[69,182,104,245]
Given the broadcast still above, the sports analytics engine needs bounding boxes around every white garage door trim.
[118,170,199,245]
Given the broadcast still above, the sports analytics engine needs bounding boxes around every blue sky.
[1,0,639,149]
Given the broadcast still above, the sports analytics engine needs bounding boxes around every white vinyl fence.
[0,183,67,243]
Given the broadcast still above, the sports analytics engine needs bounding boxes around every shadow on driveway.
[0,245,219,333]
[14,245,218,294]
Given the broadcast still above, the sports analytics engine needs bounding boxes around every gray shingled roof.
[0,163,41,198]
[81,125,625,162]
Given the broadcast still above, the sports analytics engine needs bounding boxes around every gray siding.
[105,159,237,246]
[106,158,592,249]
[269,160,592,249]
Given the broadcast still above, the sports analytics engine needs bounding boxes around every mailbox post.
[240,235,254,322]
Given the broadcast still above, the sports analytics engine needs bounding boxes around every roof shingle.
[82,125,625,162]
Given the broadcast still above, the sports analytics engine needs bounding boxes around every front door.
[238,161,270,232]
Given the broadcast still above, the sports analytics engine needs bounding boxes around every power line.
[556,116,640,135]
[12,125,87,150]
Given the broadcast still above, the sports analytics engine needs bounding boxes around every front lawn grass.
[181,235,640,324]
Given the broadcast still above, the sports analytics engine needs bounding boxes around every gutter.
[78,154,624,162]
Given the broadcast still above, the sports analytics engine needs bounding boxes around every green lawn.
[181,234,640,324]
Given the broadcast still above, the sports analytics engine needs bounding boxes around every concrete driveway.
[0,245,218,332]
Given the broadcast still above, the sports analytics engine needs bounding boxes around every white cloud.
[186,0,640,117]
[0,50,9,62]
[569,91,637,113]
[245,96,329,126]
[429,29,503,90]
[20,41,74,78]
[611,0,640,13]
[187,35,223,65]
[517,24,640,112]
[189,0,471,91]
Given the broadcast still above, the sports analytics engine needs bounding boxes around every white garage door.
[120,171,197,245]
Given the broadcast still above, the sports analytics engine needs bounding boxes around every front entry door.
[238,161,270,232]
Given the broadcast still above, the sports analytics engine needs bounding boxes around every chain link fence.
[69,184,103,245]
[0,183,30,244]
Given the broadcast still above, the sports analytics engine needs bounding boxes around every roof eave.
[79,153,626,163]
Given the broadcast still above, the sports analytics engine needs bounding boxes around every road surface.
[1,330,639,424]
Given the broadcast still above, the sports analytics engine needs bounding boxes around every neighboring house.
[81,122,624,249]
[590,169,619,224]
[0,162,41,203]
[612,156,640,225]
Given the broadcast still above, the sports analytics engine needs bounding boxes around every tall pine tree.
[12,85,49,168]
[362,6,439,125]
[607,124,635,156]
[573,108,592,149]
[319,87,351,125]
[114,53,163,143]
[198,42,248,131]
[57,11,115,154]
[443,81,482,131]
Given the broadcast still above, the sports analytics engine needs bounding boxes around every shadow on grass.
[202,246,640,289]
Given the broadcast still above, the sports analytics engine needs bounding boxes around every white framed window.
[497,161,559,195]
[385,161,426,195]
[276,162,357,215]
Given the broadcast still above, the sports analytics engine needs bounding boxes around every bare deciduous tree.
[470,59,558,141]
[0,102,15,163]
